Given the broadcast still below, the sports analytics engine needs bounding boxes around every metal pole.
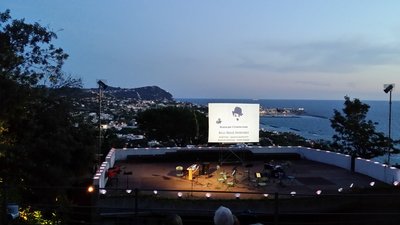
[388,90,392,165]
[98,87,102,165]
[134,188,138,225]
[1,185,7,225]
[274,192,279,225]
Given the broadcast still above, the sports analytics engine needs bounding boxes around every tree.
[0,9,75,87]
[0,9,96,211]
[330,96,387,158]
[136,107,208,146]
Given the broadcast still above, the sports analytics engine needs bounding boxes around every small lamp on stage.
[177,192,183,198]
[384,83,395,165]
[234,193,241,199]
[205,193,211,199]
[87,186,95,193]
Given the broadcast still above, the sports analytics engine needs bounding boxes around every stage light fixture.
[349,183,354,188]
[394,181,399,186]
[338,188,343,193]
[99,189,107,195]
[290,191,296,197]
[263,193,269,198]
[87,186,95,193]
[205,193,211,199]
[177,192,183,198]
[316,190,322,195]
[153,190,158,195]
[369,181,375,187]
[126,189,132,194]
[235,193,241,199]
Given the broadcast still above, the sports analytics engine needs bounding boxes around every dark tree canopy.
[0,9,79,88]
[0,10,96,207]
[136,107,208,146]
[330,96,387,158]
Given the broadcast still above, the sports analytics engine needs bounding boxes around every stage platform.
[105,157,385,198]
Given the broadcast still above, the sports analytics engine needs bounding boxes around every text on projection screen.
[208,103,260,143]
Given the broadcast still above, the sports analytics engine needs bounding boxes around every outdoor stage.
[96,151,399,225]
[104,157,384,199]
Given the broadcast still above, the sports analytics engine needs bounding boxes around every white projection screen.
[208,103,260,143]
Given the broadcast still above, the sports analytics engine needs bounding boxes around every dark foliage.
[136,107,208,146]
[330,96,387,158]
[0,9,96,210]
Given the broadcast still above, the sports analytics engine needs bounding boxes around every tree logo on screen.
[232,106,243,121]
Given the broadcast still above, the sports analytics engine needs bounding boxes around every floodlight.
[383,83,395,165]
[97,80,108,89]
[384,84,394,93]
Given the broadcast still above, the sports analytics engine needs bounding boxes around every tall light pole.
[384,83,394,165]
[97,80,108,165]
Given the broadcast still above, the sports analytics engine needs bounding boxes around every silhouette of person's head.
[164,214,183,225]
[214,206,234,225]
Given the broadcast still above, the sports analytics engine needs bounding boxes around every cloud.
[236,39,400,73]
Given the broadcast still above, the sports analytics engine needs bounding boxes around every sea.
[177,98,400,164]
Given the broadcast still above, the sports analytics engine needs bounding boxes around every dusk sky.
[3,1,400,100]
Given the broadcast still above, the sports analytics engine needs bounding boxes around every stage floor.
[105,158,384,198]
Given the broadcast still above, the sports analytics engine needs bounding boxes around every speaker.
[201,162,210,175]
